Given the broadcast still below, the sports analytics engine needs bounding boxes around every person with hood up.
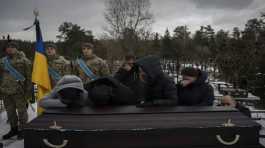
[40,75,135,109]
[177,67,214,106]
[39,75,90,109]
[134,55,178,106]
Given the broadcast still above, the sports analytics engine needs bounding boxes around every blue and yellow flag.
[32,19,51,114]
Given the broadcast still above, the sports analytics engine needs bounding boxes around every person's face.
[46,47,56,56]
[221,95,236,107]
[5,47,17,55]
[59,88,83,106]
[181,75,197,87]
[126,59,134,67]
[82,47,93,57]
[123,58,135,71]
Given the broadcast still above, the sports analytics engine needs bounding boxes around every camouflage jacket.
[73,55,110,83]
[47,55,71,86]
[0,51,32,96]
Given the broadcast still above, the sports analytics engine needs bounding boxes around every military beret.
[6,42,18,49]
[81,42,94,49]
[46,43,57,49]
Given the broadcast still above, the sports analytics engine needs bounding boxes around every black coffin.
[24,106,263,148]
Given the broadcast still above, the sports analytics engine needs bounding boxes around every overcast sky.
[0,0,264,41]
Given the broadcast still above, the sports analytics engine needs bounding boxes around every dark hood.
[193,70,208,85]
[135,55,163,82]
[85,76,136,105]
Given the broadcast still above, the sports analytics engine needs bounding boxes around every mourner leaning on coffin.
[84,76,136,106]
[40,75,136,108]
[177,67,214,106]
[39,75,90,108]
[133,55,178,106]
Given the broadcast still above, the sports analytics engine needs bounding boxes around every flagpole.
[30,9,40,114]
[31,8,52,115]
[33,8,39,19]
[23,9,39,31]
[23,9,41,113]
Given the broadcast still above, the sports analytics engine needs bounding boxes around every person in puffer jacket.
[39,75,90,109]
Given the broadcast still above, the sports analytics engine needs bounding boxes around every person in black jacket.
[40,75,136,108]
[134,55,178,106]
[114,54,140,95]
[84,76,137,106]
[177,67,214,106]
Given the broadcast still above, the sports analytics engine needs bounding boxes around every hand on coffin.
[136,101,154,107]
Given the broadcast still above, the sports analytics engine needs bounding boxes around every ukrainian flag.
[32,19,51,114]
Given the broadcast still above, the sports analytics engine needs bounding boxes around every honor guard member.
[74,42,110,83]
[46,43,71,87]
[0,42,32,139]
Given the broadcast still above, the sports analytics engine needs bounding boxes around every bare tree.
[104,0,154,54]
[104,0,153,38]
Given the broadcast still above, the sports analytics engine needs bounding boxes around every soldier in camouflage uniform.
[0,42,32,139]
[46,44,71,87]
[73,42,110,83]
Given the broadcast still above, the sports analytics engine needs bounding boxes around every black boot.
[2,127,18,140]
[17,130,24,140]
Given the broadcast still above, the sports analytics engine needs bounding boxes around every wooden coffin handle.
[43,139,68,148]
[216,134,240,145]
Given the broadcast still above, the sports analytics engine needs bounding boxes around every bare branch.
[104,0,154,39]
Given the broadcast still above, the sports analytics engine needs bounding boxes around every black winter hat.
[85,76,136,106]
[90,84,112,105]
[81,42,94,49]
